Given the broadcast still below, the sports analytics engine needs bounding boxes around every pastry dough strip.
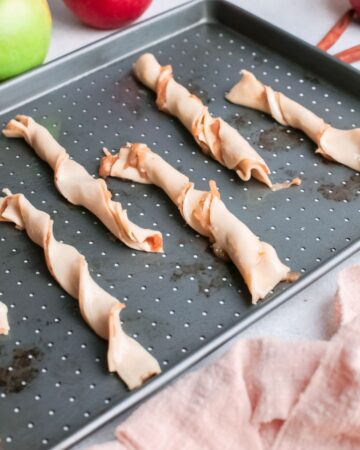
[2,115,163,253]
[100,144,299,303]
[133,54,300,191]
[0,190,161,389]
[226,71,360,172]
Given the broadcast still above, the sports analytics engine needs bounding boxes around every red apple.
[63,0,152,30]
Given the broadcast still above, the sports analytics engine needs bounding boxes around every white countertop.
[44,0,360,448]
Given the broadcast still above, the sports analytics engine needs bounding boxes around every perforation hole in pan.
[0,21,359,450]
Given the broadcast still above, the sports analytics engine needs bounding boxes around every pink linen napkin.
[89,265,360,450]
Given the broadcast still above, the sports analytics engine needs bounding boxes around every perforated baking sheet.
[0,1,359,449]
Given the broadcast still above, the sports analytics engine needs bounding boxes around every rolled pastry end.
[99,149,119,178]
[100,145,151,185]
[237,161,302,192]
[248,268,299,304]
[99,149,163,253]
[107,303,161,390]
[2,115,31,139]
[117,210,164,253]
[144,233,163,253]
[236,159,271,185]
[225,70,269,113]
[249,261,299,304]
[133,53,161,91]
[0,301,9,335]
[317,127,360,172]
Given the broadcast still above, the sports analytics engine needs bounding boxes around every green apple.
[0,0,52,81]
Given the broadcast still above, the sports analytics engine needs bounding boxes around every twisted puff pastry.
[226,71,360,172]
[2,116,163,253]
[0,190,161,389]
[100,144,298,303]
[133,54,300,191]
[0,301,9,335]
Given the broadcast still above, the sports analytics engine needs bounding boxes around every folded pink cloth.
[89,265,360,450]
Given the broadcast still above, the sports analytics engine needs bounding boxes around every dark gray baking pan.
[0,1,359,449]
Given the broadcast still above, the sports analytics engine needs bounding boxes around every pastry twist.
[226,71,360,171]
[0,301,9,335]
[100,144,298,303]
[133,54,300,191]
[0,190,161,389]
[2,115,163,253]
